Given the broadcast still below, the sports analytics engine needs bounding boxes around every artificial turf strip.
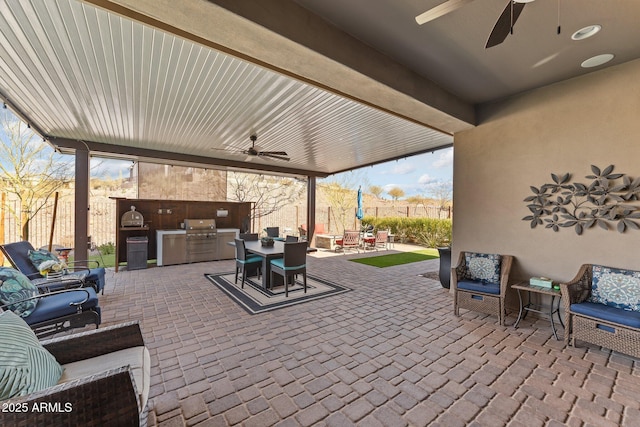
[349,249,439,268]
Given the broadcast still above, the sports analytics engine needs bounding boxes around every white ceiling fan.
[415,0,536,48]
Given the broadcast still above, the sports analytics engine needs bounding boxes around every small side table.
[512,281,564,340]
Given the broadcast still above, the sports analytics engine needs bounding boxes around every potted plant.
[260,236,274,247]
[437,243,451,289]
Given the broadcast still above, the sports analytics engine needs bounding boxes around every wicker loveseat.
[0,320,150,426]
[561,264,640,358]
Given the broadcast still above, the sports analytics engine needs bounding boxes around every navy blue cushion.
[87,267,106,292]
[571,302,640,329]
[457,280,500,295]
[24,288,99,325]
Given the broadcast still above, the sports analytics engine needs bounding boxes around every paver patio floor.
[98,247,639,426]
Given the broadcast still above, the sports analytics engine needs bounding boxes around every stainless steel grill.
[184,219,217,263]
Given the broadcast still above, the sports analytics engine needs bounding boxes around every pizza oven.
[121,206,144,227]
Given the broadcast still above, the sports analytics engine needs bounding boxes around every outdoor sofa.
[0,316,150,426]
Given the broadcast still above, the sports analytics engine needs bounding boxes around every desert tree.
[368,184,384,199]
[319,170,370,233]
[0,109,73,241]
[227,171,306,221]
[387,186,405,202]
[424,180,453,210]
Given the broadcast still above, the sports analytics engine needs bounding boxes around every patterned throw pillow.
[0,311,63,399]
[0,267,39,318]
[465,252,502,284]
[27,249,64,274]
[588,265,640,312]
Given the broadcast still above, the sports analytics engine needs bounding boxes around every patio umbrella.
[356,186,364,221]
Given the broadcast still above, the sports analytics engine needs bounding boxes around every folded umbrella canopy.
[356,186,364,220]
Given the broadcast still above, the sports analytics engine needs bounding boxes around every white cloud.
[432,149,453,169]
[418,174,435,184]
[391,163,416,175]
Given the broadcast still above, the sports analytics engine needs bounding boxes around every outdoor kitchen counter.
[156,229,239,266]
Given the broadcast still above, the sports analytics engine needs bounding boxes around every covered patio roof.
[0,0,455,178]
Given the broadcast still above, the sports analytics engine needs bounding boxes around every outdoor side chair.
[335,230,360,254]
[234,239,262,288]
[452,251,514,325]
[270,241,307,297]
[1,241,106,294]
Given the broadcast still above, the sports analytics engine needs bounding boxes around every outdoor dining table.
[228,240,315,290]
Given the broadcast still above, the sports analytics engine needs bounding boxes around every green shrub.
[362,216,451,248]
[98,242,115,255]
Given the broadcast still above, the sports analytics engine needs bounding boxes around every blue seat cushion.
[238,255,262,264]
[457,280,500,295]
[571,302,640,329]
[25,288,100,326]
[86,267,106,292]
[270,258,305,271]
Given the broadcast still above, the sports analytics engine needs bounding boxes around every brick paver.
[94,246,640,426]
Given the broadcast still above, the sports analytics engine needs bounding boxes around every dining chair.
[239,233,259,241]
[285,235,299,242]
[265,227,280,238]
[234,239,262,288]
[270,241,307,297]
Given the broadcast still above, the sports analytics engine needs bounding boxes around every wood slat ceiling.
[0,0,453,177]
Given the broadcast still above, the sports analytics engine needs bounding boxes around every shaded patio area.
[97,248,639,426]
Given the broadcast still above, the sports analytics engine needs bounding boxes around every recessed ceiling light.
[513,0,535,3]
[572,25,602,41]
[581,54,614,68]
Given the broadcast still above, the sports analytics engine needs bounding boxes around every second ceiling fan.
[415,0,535,48]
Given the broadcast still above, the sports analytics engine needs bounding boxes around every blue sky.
[330,147,453,198]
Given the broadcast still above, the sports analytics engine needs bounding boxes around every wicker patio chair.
[452,251,514,325]
[561,264,640,358]
[0,321,150,427]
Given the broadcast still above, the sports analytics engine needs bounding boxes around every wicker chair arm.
[42,321,144,364]
[499,255,514,296]
[559,264,592,305]
[451,251,467,290]
[0,366,141,427]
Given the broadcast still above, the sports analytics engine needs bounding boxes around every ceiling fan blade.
[259,151,288,156]
[258,152,290,161]
[415,0,474,25]
[486,1,526,48]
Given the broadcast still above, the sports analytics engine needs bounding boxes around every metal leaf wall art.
[523,165,640,235]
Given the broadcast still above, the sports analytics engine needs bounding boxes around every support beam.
[74,148,90,262]
[306,176,316,247]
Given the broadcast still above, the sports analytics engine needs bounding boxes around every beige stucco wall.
[452,58,640,284]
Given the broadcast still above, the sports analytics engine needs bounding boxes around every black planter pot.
[437,247,451,289]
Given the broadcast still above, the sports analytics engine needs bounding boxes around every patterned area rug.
[205,272,351,314]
